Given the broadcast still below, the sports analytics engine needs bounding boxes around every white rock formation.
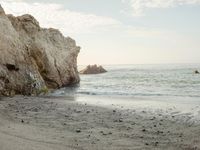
[0,5,80,96]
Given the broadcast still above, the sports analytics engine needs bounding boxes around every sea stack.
[0,5,80,96]
[79,65,107,74]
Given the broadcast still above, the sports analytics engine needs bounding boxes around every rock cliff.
[0,5,80,96]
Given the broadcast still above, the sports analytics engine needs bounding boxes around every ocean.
[53,64,200,99]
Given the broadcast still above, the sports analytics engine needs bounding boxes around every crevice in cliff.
[41,75,60,89]
[30,56,60,89]
[54,58,62,87]
[5,64,19,71]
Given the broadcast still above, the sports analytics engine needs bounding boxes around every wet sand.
[0,96,200,150]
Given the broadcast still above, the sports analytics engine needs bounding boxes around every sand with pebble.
[0,96,200,150]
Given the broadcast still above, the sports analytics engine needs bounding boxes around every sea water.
[52,63,200,99]
[77,64,200,98]
[51,64,200,120]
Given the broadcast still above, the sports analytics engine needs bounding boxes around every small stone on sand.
[76,129,81,133]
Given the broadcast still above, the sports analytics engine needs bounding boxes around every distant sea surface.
[52,64,200,99]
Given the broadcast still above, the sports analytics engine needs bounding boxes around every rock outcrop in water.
[79,65,107,74]
[194,70,200,74]
[0,5,80,96]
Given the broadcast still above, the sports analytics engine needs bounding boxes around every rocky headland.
[0,5,80,96]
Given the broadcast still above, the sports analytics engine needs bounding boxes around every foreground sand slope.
[0,96,200,150]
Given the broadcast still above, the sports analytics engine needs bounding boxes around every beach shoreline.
[0,95,200,150]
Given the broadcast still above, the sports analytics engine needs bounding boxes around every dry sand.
[0,96,200,150]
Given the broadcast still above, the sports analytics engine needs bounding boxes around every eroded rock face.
[0,6,80,96]
[0,4,4,15]
[79,65,107,74]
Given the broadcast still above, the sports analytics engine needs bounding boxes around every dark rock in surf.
[194,70,200,74]
[79,65,107,74]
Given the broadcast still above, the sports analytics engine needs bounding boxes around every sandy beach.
[0,96,200,150]
[1,1,200,149]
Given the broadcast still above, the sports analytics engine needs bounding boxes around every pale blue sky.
[2,0,200,65]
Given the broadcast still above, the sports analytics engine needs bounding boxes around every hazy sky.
[1,0,200,65]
